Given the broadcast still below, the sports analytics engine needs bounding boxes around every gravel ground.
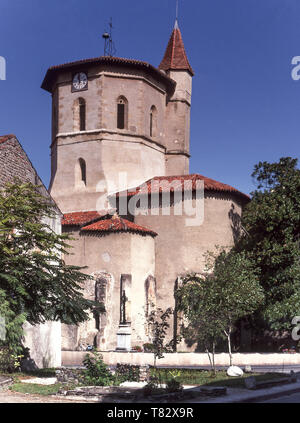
[0,389,89,403]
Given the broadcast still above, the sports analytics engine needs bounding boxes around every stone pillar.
[116,324,132,351]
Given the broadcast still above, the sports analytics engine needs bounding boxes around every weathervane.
[102,18,116,57]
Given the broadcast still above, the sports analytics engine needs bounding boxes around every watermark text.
[0,56,6,80]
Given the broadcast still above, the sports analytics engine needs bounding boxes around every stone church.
[41,20,249,353]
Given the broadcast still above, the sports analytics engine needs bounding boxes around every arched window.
[73,98,86,132]
[79,158,86,184]
[117,96,128,129]
[150,105,157,137]
[75,158,86,188]
[79,98,86,131]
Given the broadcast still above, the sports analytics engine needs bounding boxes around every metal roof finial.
[175,0,179,28]
[102,18,116,57]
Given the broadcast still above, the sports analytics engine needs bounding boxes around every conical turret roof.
[159,20,194,76]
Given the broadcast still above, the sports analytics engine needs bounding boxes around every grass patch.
[151,368,284,389]
[1,368,65,396]
[9,383,63,396]
[3,368,286,395]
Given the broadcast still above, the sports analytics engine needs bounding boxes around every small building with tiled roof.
[81,216,157,237]
[40,19,250,355]
[60,210,157,351]
[61,210,114,227]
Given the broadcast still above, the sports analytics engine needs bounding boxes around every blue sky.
[0,0,299,195]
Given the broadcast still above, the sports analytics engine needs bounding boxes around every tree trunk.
[205,344,216,375]
[225,329,233,366]
[205,348,213,372]
[212,342,216,375]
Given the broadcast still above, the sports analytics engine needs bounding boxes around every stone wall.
[49,63,173,213]
[49,131,166,213]
[62,351,300,367]
[23,321,61,369]
[61,231,156,351]
[55,364,150,384]
[134,191,243,350]
[165,69,192,175]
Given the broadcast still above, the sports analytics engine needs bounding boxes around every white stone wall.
[23,321,61,368]
[23,212,62,368]
[61,231,156,351]
[62,351,300,368]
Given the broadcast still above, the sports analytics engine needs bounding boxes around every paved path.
[259,392,300,403]
[0,389,88,403]
[182,380,300,403]
[2,377,300,403]
[157,365,300,373]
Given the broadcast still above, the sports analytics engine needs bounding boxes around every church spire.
[175,0,179,29]
[159,20,194,76]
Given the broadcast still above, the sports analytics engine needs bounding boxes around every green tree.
[0,288,25,370]
[241,157,300,331]
[0,181,104,355]
[147,307,175,368]
[176,274,224,374]
[146,306,181,389]
[177,249,264,367]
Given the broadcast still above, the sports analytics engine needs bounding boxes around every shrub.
[132,345,143,352]
[143,376,164,397]
[165,370,183,393]
[0,347,23,373]
[143,343,155,353]
[166,377,183,393]
[115,364,140,383]
[82,350,115,386]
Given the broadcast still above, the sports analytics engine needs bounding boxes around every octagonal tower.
[42,21,193,214]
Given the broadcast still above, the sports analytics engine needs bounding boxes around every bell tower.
[41,18,193,214]
[42,56,176,213]
[159,19,194,176]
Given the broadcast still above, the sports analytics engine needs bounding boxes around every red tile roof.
[159,22,194,76]
[0,134,61,213]
[114,174,250,201]
[41,56,176,95]
[62,210,113,227]
[81,216,157,237]
[0,134,16,145]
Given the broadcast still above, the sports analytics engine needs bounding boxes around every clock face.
[72,72,88,91]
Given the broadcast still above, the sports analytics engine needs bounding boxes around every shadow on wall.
[228,203,242,245]
[21,344,53,372]
[21,351,39,372]
[22,321,61,370]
